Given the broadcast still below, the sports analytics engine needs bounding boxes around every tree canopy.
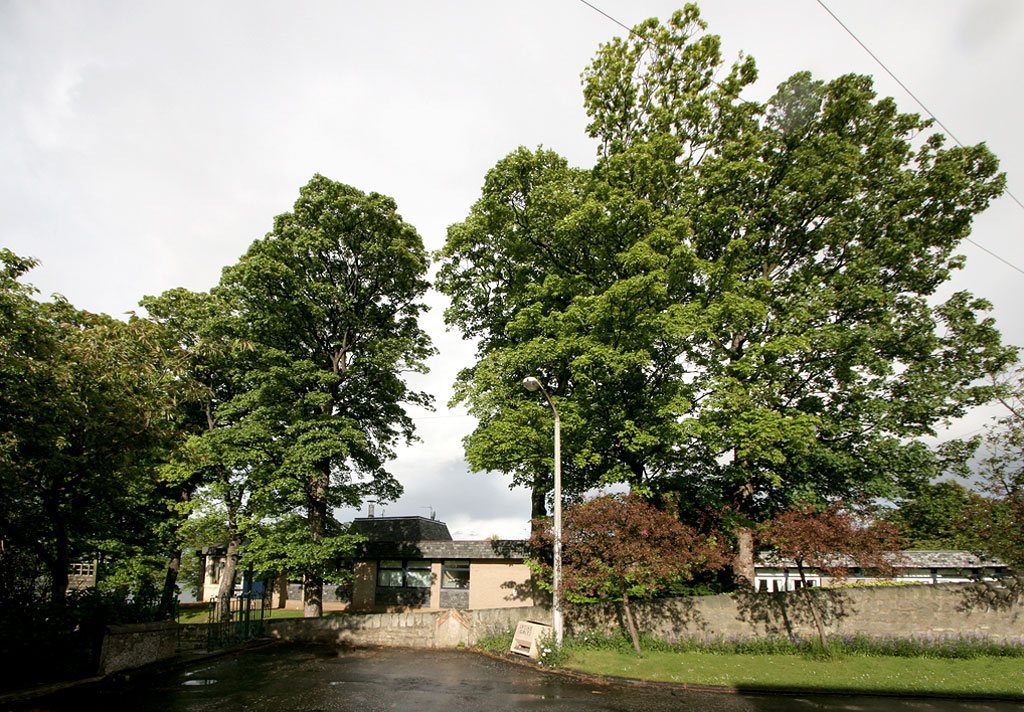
[438,5,1013,579]
[0,250,179,600]
[211,174,434,615]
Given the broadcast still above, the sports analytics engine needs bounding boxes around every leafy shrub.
[473,624,515,652]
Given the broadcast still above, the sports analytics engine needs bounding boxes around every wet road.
[10,644,1023,712]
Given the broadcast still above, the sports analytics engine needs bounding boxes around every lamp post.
[522,376,563,646]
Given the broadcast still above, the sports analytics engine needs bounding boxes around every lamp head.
[522,376,542,392]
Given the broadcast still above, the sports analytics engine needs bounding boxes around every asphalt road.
[9,644,1023,712]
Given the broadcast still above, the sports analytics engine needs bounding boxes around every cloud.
[4,0,1023,541]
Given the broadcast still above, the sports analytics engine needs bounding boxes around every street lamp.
[522,376,563,646]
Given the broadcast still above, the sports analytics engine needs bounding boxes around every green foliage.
[243,514,364,583]
[0,249,182,600]
[139,176,434,614]
[536,633,570,667]
[437,5,1013,571]
[212,176,433,613]
[473,624,515,652]
[884,480,985,550]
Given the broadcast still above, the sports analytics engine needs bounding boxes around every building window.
[377,559,404,587]
[441,560,470,589]
[377,559,431,588]
[405,560,431,588]
[69,562,95,577]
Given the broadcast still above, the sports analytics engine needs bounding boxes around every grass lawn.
[566,649,1024,698]
[177,607,348,624]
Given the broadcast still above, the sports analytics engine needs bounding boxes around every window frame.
[377,559,432,588]
[441,559,470,590]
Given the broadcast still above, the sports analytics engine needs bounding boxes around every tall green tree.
[217,175,434,616]
[138,286,239,614]
[0,250,176,600]
[439,5,1013,580]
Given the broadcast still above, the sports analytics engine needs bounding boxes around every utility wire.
[815,0,1024,276]
[575,0,1024,277]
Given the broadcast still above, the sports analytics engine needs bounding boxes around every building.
[68,559,98,590]
[349,516,537,611]
[197,515,538,612]
[754,550,1009,592]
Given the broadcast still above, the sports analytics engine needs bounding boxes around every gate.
[203,592,269,650]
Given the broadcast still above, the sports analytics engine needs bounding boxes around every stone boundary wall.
[567,582,1024,642]
[98,621,178,675]
[265,605,550,649]
[266,583,1022,649]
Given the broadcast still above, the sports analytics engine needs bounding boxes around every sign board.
[509,620,552,659]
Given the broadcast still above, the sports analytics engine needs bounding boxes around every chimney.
[367,501,375,518]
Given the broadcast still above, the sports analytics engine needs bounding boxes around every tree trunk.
[158,481,196,619]
[797,563,828,649]
[303,572,322,618]
[303,466,329,618]
[733,527,756,588]
[731,476,757,587]
[216,534,242,621]
[45,495,70,602]
[49,557,69,603]
[158,548,183,620]
[275,571,289,609]
[621,586,642,654]
[529,476,548,534]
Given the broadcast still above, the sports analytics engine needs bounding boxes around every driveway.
[11,644,1022,712]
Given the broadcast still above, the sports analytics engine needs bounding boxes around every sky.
[3,0,1022,539]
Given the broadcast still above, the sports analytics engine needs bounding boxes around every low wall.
[98,621,179,675]
[265,605,549,649]
[567,582,1024,642]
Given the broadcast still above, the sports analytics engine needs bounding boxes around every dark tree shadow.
[499,578,538,604]
[955,574,1024,615]
[732,586,853,642]
[563,596,713,643]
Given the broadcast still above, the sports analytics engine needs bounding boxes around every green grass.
[566,649,1024,698]
[177,607,348,624]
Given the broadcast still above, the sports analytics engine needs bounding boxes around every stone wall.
[253,582,1024,651]
[98,621,179,675]
[265,605,550,649]
[567,582,1024,642]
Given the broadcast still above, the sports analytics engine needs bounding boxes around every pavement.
[3,643,1021,712]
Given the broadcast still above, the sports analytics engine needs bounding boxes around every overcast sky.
[3,0,1022,539]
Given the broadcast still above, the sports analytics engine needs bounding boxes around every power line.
[575,0,1024,277]
[815,0,1024,267]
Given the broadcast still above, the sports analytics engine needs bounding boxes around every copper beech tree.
[758,504,902,648]
[529,493,727,653]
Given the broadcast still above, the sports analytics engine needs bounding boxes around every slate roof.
[756,550,1006,569]
[360,538,530,561]
[352,516,453,542]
